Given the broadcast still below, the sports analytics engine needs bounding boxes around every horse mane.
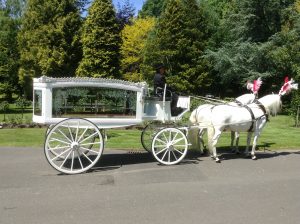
[258,94,282,116]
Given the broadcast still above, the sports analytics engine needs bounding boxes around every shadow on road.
[214,144,300,161]
[88,150,203,173]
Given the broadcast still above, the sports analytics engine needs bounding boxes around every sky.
[112,0,145,15]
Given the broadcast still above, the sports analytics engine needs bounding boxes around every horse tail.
[189,109,198,124]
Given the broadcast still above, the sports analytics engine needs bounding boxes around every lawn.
[0,115,299,150]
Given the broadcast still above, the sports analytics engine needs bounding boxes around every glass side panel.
[52,87,137,118]
[34,90,42,116]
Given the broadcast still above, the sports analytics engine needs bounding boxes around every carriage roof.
[33,76,148,92]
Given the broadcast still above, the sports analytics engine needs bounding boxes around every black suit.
[153,72,178,110]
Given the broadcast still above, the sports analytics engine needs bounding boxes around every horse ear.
[247,81,253,91]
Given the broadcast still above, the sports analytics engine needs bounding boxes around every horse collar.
[234,99,243,106]
[254,100,269,122]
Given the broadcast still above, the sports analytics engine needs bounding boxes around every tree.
[116,0,135,29]
[204,0,298,96]
[18,0,82,97]
[76,0,121,78]
[120,17,155,82]
[224,0,294,43]
[143,0,211,94]
[0,1,22,101]
[138,0,166,18]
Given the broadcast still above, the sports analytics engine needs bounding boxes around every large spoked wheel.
[44,118,104,174]
[141,122,176,153]
[152,127,188,165]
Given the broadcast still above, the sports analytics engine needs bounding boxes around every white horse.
[190,93,256,152]
[190,78,263,153]
[207,78,298,162]
[207,94,281,162]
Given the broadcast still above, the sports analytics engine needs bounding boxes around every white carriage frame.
[33,76,191,128]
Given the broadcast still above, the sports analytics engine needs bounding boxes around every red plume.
[284,76,289,83]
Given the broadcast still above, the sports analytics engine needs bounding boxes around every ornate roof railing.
[34,76,148,92]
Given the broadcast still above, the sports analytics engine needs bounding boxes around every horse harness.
[243,100,269,132]
[211,100,269,132]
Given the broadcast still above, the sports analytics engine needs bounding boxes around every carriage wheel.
[152,127,188,165]
[44,118,104,174]
[141,122,176,153]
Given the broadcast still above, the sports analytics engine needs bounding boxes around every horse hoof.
[252,155,257,160]
[215,158,221,163]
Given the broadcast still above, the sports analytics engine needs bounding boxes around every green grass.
[0,105,33,123]
[0,128,46,147]
[0,115,299,150]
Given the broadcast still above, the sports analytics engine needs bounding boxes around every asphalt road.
[1,147,300,224]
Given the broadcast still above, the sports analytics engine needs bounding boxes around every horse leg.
[251,134,259,160]
[251,119,267,160]
[198,128,206,153]
[234,132,240,154]
[206,127,214,158]
[245,132,252,157]
[230,131,235,152]
[208,127,222,163]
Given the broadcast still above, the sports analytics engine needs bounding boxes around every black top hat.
[155,63,165,71]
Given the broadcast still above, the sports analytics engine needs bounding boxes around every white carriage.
[33,76,193,174]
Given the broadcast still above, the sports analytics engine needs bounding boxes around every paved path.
[1,147,300,224]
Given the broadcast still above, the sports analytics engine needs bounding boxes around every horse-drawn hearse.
[33,76,192,174]
[33,76,298,174]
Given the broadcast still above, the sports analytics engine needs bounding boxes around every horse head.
[279,77,298,96]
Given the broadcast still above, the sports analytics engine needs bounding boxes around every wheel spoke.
[155,137,167,145]
[77,127,89,142]
[76,149,84,169]
[78,148,93,164]
[172,144,187,148]
[162,132,168,143]
[152,144,167,148]
[173,147,184,155]
[161,149,168,161]
[71,151,75,171]
[79,132,98,144]
[171,131,179,142]
[59,149,73,168]
[48,145,69,151]
[172,137,185,145]
[67,123,75,142]
[155,147,168,155]
[51,148,71,161]
[50,138,70,145]
[80,146,99,155]
[75,121,80,142]
[56,128,72,143]
[171,150,178,160]
[80,141,102,147]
